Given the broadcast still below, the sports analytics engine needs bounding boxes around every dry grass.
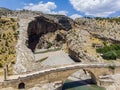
[0,17,18,71]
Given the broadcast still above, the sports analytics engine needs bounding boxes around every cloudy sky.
[0,0,120,19]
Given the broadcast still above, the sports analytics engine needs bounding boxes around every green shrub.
[12,25,16,31]
[96,44,120,60]
[96,46,111,54]
[11,61,15,64]
[109,65,115,70]
[92,43,96,47]
[116,50,120,57]
[5,40,9,47]
[102,51,117,60]
[47,42,52,49]
[13,32,18,39]
[10,18,15,22]
[0,63,3,67]
[1,49,5,53]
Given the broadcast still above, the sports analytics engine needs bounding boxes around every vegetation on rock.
[96,43,120,60]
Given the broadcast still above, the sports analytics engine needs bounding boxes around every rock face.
[75,18,120,42]
[66,29,103,62]
[65,18,120,63]
[27,16,63,52]
[36,30,67,49]
[27,15,74,52]
[45,14,75,30]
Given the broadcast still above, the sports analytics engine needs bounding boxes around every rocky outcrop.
[27,15,74,52]
[36,30,67,49]
[65,18,120,62]
[45,14,75,30]
[66,28,103,62]
[27,16,63,51]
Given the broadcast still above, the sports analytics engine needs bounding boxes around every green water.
[62,80,105,90]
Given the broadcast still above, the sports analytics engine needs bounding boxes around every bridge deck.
[0,63,119,82]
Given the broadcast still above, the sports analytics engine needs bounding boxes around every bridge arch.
[62,69,97,90]
[83,69,97,84]
[18,82,25,89]
[63,69,97,84]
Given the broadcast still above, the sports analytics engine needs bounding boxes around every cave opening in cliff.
[27,16,62,52]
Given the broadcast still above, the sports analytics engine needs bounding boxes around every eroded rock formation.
[66,29,103,62]
[27,15,74,52]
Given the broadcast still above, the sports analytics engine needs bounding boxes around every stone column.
[6,64,8,75]
[3,64,8,81]
[4,67,7,81]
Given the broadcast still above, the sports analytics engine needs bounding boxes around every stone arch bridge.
[0,63,120,89]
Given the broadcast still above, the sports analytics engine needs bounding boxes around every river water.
[62,80,105,90]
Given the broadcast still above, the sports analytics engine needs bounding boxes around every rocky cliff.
[66,17,120,62]
[66,28,103,62]
[27,15,75,52]
[75,18,120,42]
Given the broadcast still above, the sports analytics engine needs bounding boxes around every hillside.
[0,7,13,16]
[66,17,120,62]
[0,17,18,68]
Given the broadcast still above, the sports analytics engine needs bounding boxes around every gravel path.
[35,50,61,61]
[40,50,76,67]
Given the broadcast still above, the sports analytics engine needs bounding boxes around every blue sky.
[0,0,120,19]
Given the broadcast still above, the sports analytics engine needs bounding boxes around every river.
[62,80,105,90]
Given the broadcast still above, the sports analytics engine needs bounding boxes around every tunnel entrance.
[18,82,25,89]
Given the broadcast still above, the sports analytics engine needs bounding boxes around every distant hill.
[0,7,13,16]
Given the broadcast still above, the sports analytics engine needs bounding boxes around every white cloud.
[23,1,56,14]
[70,14,82,19]
[29,3,34,6]
[23,1,68,15]
[51,11,68,15]
[69,0,120,17]
[57,11,68,15]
